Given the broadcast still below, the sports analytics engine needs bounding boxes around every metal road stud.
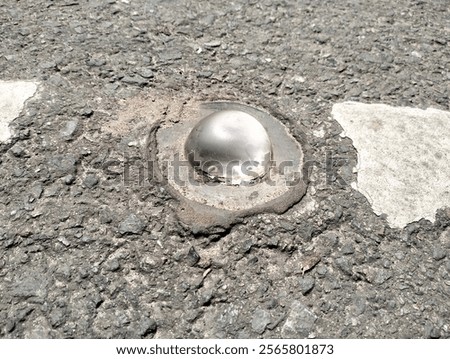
[185,110,272,184]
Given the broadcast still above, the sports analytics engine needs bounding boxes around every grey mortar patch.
[146,98,309,233]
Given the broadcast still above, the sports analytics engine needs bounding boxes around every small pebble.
[298,275,315,295]
[83,174,99,188]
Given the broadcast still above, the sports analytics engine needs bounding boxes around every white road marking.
[0,81,38,143]
[333,101,450,228]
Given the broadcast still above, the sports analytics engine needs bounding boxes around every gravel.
[186,247,201,267]
[60,119,79,139]
[281,301,318,339]
[118,214,146,235]
[251,309,271,335]
[83,174,99,189]
[298,276,315,295]
[0,0,449,339]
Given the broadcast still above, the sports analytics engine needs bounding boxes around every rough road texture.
[0,0,449,338]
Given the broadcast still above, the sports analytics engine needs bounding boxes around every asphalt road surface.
[0,0,449,338]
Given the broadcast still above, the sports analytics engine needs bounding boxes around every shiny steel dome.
[185,110,272,184]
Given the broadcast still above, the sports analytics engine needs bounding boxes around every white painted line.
[0,81,38,142]
[333,101,450,228]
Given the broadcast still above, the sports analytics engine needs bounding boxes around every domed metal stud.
[185,110,272,184]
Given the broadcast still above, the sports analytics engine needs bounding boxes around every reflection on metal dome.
[185,110,272,184]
